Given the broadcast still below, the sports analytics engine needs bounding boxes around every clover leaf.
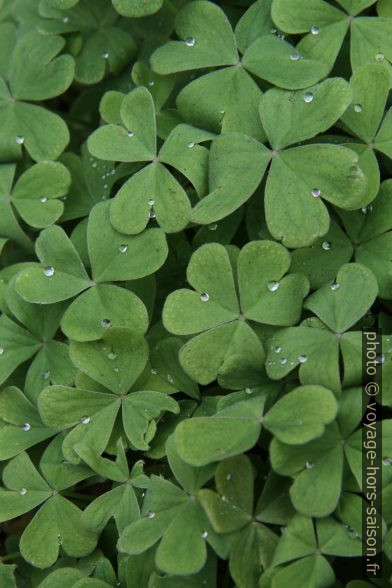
[271,0,392,75]
[38,0,136,85]
[0,441,97,568]
[118,436,216,576]
[14,201,166,337]
[88,86,215,235]
[38,327,179,458]
[265,263,378,391]
[0,26,74,162]
[45,0,164,17]
[163,241,309,385]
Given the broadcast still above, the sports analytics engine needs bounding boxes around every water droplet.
[107,352,117,360]
[280,526,287,534]
[310,25,319,35]
[148,80,155,86]
[290,52,301,61]
[347,526,358,539]
[268,281,280,292]
[303,92,314,103]
[150,368,157,375]
[187,141,195,148]
[146,511,155,519]
[361,204,373,214]
[245,387,252,395]
[19,488,27,495]
[149,209,156,219]
[219,108,225,115]
[40,196,47,203]
[298,355,308,364]
[280,358,287,366]
[81,416,90,425]
[201,531,208,539]
[119,244,128,253]
[295,418,303,425]
[43,266,55,277]
[16,135,25,144]
[226,473,232,480]
[102,51,109,59]
[101,318,111,328]
[376,354,385,365]
[62,16,69,23]
[200,292,209,302]
[331,282,340,291]
[127,131,134,138]
[383,456,392,465]
[311,188,321,198]
[305,462,314,469]
[0,347,4,355]
[114,367,119,373]
[322,241,331,251]
[22,423,31,432]
[43,370,50,380]
[267,359,275,366]
[274,346,282,353]
[148,198,155,206]
[167,374,174,384]
[208,223,217,231]
[354,104,362,113]
[375,52,385,62]
[92,161,97,168]
[185,37,196,47]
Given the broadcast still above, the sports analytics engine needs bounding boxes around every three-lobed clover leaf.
[271,0,392,76]
[88,86,214,235]
[163,241,309,385]
[14,201,166,339]
[0,439,97,568]
[265,263,378,392]
[38,0,137,85]
[117,435,217,576]
[0,25,74,162]
[38,327,179,458]
[0,161,71,249]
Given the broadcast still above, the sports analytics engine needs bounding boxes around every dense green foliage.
[0,0,391,586]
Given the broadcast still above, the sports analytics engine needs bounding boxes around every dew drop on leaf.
[127,131,134,137]
[40,196,47,203]
[226,473,232,480]
[102,52,109,59]
[119,244,128,253]
[107,352,117,360]
[289,52,301,61]
[311,188,321,198]
[208,223,217,231]
[375,53,384,62]
[81,416,90,425]
[383,456,392,465]
[19,488,27,496]
[376,355,385,365]
[310,26,319,35]
[16,136,25,144]
[200,292,209,302]
[43,266,55,277]
[280,358,287,366]
[305,462,314,469]
[148,80,155,86]
[185,37,196,47]
[146,511,155,519]
[101,318,111,328]
[354,104,362,113]
[62,16,69,23]
[322,241,331,251]
[187,141,195,148]
[149,209,156,219]
[201,531,208,539]
[148,199,155,206]
[298,355,308,364]
[303,92,314,103]
[150,368,157,375]
[274,346,282,353]
[43,370,51,380]
[268,281,280,292]
[245,387,252,394]
[22,423,31,432]
[0,347,4,355]
[331,282,340,291]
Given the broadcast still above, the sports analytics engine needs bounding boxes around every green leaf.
[190,133,270,224]
[243,36,330,90]
[112,0,163,17]
[265,145,368,248]
[263,385,338,444]
[0,315,41,386]
[340,64,390,143]
[110,162,191,235]
[88,201,168,282]
[61,284,148,342]
[304,263,378,332]
[15,225,90,304]
[350,17,392,71]
[271,555,335,588]
[69,328,148,394]
[260,78,352,150]
[150,1,238,74]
